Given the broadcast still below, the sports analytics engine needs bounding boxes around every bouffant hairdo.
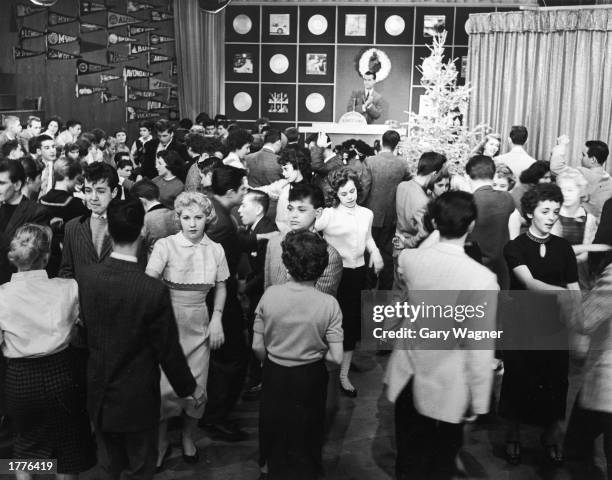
[281,230,329,282]
[327,167,361,207]
[556,168,588,196]
[494,163,516,191]
[521,183,563,223]
[8,223,52,270]
[174,191,217,226]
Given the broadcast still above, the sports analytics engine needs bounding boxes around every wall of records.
[224,4,515,129]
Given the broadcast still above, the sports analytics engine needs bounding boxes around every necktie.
[91,216,107,257]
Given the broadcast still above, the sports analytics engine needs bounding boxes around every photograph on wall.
[306,53,327,75]
[345,14,367,37]
[270,13,290,36]
[268,91,289,114]
[233,53,254,74]
[423,15,446,37]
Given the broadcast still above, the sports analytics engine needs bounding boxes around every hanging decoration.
[151,10,173,22]
[100,73,122,84]
[126,86,158,101]
[46,30,79,46]
[77,58,113,75]
[76,84,107,97]
[48,11,78,26]
[107,11,143,29]
[149,77,176,90]
[16,3,46,17]
[129,25,156,36]
[126,106,160,122]
[80,1,106,15]
[149,33,174,45]
[123,66,158,80]
[127,1,154,12]
[107,33,136,46]
[80,22,106,34]
[101,92,122,103]
[19,27,45,41]
[13,46,45,60]
[147,100,172,111]
[47,48,80,60]
[80,39,106,53]
[107,50,135,64]
[130,43,157,55]
[148,52,171,65]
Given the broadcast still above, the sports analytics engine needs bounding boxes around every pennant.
[123,66,157,80]
[149,33,174,45]
[147,100,172,111]
[129,25,156,36]
[80,1,106,15]
[169,108,180,121]
[130,43,157,55]
[79,39,106,53]
[80,22,105,34]
[108,33,136,46]
[151,10,173,22]
[100,73,122,84]
[77,59,113,75]
[13,46,45,60]
[168,87,178,101]
[126,86,158,101]
[126,106,160,122]
[46,30,78,47]
[148,52,171,65]
[199,0,232,14]
[149,77,176,90]
[101,92,122,103]
[19,27,45,41]
[47,48,81,60]
[107,11,143,29]
[15,4,46,18]
[107,50,135,64]
[169,60,177,77]
[76,84,108,98]
[127,1,154,12]
[48,11,79,26]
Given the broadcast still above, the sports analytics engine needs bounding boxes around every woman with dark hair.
[153,150,186,209]
[19,157,42,200]
[315,167,383,396]
[253,230,343,479]
[131,120,159,179]
[471,132,502,158]
[501,183,580,465]
[42,116,62,140]
[0,224,95,479]
[511,160,552,213]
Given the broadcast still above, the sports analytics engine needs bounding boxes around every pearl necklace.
[526,228,551,258]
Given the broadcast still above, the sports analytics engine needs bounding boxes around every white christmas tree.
[399,31,487,173]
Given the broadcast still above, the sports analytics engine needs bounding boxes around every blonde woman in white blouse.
[315,167,383,397]
[146,192,229,468]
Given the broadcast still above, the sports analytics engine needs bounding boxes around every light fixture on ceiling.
[29,0,59,6]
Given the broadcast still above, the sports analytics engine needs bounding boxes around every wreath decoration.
[358,48,391,82]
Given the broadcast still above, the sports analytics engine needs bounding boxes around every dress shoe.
[182,449,199,464]
[202,422,248,442]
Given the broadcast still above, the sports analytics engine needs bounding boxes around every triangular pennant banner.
[80,39,106,53]
[46,30,79,47]
[199,0,232,14]
[13,46,45,60]
[108,33,136,46]
[47,48,81,60]
[130,43,157,55]
[151,10,173,22]
[19,27,45,41]
[127,1,154,12]
[80,22,106,34]
[149,33,174,45]
[148,52,171,65]
[48,11,79,26]
[76,84,108,97]
[147,100,172,111]
[80,1,107,15]
[149,77,176,90]
[126,86,158,101]
[100,73,122,84]
[108,11,143,29]
[169,60,177,77]
[77,59,113,75]
[123,66,157,80]
[16,4,46,18]
[107,50,135,64]
[126,107,160,122]
[101,92,122,103]
[129,25,156,36]
[168,87,178,101]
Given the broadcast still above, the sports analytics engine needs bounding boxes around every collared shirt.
[110,252,138,263]
[91,212,107,220]
[0,270,79,358]
[495,146,536,181]
[261,146,276,154]
[223,151,244,169]
[146,232,229,286]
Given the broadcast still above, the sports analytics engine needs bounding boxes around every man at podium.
[346,71,383,124]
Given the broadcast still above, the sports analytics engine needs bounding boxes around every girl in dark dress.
[501,183,580,465]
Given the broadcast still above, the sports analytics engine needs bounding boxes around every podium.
[299,122,406,145]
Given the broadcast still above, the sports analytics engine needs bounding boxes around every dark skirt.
[337,266,367,351]
[5,347,96,474]
[259,358,328,480]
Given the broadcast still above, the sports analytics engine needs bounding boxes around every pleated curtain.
[466,8,612,171]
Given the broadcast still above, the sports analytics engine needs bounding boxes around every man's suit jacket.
[346,89,383,124]
[385,242,499,424]
[78,257,196,432]
[142,203,180,257]
[244,216,278,299]
[58,213,113,280]
[0,197,49,285]
[135,137,160,180]
[245,148,282,187]
[363,151,411,228]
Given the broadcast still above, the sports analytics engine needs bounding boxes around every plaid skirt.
[4,347,96,474]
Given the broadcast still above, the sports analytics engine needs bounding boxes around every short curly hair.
[519,160,550,185]
[521,183,563,223]
[494,163,516,191]
[327,167,361,207]
[174,191,217,226]
[281,230,329,281]
[8,223,52,270]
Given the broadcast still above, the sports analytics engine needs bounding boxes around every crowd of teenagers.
[1,113,612,480]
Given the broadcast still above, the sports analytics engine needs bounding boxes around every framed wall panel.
[298,85,334,122]
[337,7,375,45]
[226,5,260,43]
[225,43,260,82]
[298,45,335,84]
[262,44,297,83]
[375,7,414,45]
[454,8,489,45]
[299,6,336,44]
[225,83,260,121]
[414,7,455,45]
[262,6,298,43]
[261,84,296,122]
